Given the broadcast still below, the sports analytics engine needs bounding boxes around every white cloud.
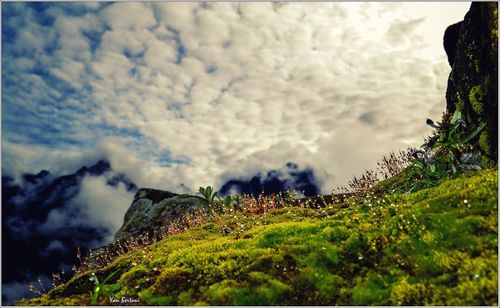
[3,2,470,195]
[72,175,134,238]
[100,2,157,31]
[38,173,134,243]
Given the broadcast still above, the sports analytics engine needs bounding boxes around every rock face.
[114,188,204,241]
[443,2,498,164]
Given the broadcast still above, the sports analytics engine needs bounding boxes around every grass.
[17,168,498,306]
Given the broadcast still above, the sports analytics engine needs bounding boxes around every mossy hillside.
[18,168,498,306]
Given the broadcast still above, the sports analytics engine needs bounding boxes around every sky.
[2,2,470,193]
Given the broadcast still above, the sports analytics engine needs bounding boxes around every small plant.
[346,148,417,195]
[50,269,67,288]
[348,170,379,194]
[89,270,120,304]
[377,149,417,179]
[414,110,485,175]
[196,186,219,206]
[28,277,47,296]
[179,186,223,216]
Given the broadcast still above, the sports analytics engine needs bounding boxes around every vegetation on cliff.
[444,2,498,164]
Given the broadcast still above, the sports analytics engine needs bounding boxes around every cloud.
[358,111,379,126]
[2,281,33,305]
[72,175,135,236]
[39,174,134,242]
[385,17,426,47]
[2,2,469,194]
[2,3,472,303]
[101,3,157,31]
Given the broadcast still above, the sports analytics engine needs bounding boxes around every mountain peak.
[22,169,50,184]
[76,160,111,176]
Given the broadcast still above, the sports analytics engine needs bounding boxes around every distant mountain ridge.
[220,162,320,197]
[3,160,136,221]
[2,160,137,304]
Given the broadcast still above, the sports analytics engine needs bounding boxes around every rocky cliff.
[114,188,205,241]
[443,2,498,164]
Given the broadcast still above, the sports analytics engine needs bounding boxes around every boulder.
[443,2,498,164]
[114,188,204,241]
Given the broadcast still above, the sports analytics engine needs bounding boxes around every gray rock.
[114,188,205,241]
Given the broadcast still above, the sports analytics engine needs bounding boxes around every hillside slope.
[18,168,497,306]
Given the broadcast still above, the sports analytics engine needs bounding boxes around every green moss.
[479,130,491,154]
[17,294,90,306]
[390,277,430,305]
[456,97,465,111]
[372,165,442,194]
[490,4,498,41]
[20,169,498,306]
[139,289,174,305]
[119,265,151,293]
[292,268,344,304]
[469,85,485,115]
[137,190,148,199]
[351,275,391,305]
[149,267,193,303]
[203,272,291,305]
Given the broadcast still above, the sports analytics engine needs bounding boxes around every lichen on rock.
[468,85,485,115]
[479,130,491,154]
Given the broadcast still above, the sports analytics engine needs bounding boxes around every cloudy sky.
[2,3,473,302]
[3,2,470,193]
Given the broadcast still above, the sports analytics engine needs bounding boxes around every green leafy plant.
[431,110,486,151]
[414,110,485,176]
[180,186,229,216]
[223,195,232,211]
[197,186,219,206]
[89,270,120,304]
